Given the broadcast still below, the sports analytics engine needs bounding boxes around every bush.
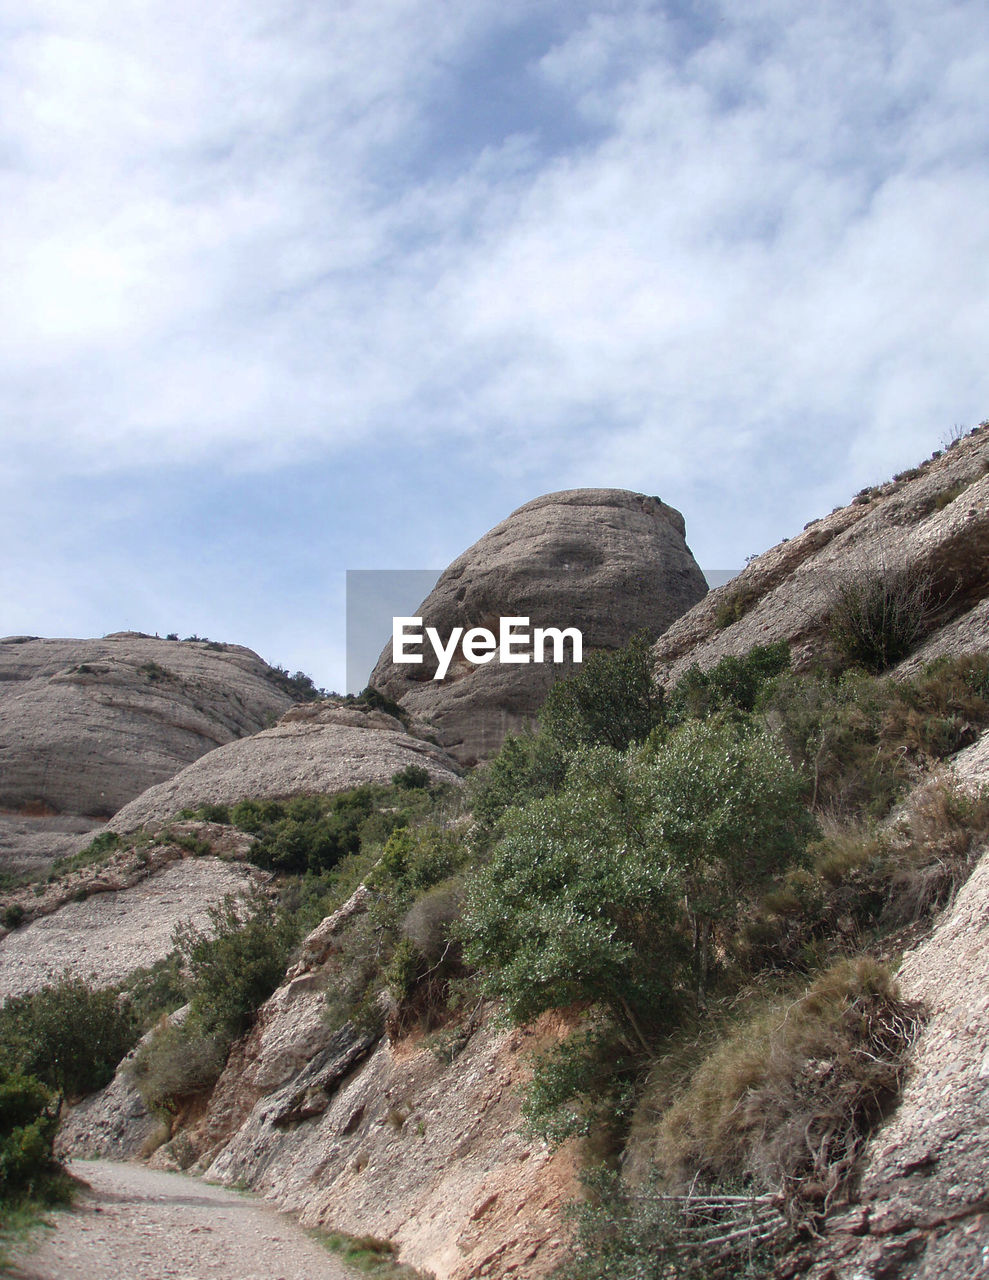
[265,664,327,702]
[460,746,687,1045]
[826,562,934,672]
[371,825,467,900]
[655,959,923,1214]
[647,718,814,994]
[559,1167,785,1280]
[713,580,761,630]
[0,1064,64,1205]
[540,632,665,751]
[0,977,139,1100]
[128,1019,227,1117]
[758,656,989,819]
[173,892,296,1040]
[665,643,791,725]
[520,1021,637,1150]
[467,729,568,833]
[391,764,431,791]
[2,905,24,930]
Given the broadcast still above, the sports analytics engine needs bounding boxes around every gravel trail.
[4,1159,352,1280]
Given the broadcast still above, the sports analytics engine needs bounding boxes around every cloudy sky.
[2,0,987,690]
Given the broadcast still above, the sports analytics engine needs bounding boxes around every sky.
[2,0,987,692]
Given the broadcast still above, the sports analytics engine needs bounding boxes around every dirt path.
[5,1159,353,1280]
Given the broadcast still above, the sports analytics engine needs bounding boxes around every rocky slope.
[0,634,295,871]
[108,702,462,832]
[371,489,707,764]
[0,823,262,998]
[67,887,577,1280]
[652,428,989,684]
[799,735,989,1278]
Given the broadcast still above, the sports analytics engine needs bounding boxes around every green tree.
[647,718,813,995]
[0,978,139,1100]
[461,747,687,1052]
[539,632,665,751]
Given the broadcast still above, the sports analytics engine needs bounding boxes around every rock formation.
[0,634,295,871]
[799,735,989,1278]
[0,823,262,999]
[109,702,462,833]
[370,489,708,764]
[651,429,989,685]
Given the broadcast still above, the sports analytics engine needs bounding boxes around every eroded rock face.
[188,891,576,1280]
[0,634,294,869]
[109,702,462,832]
[801,732,989,1278]
[0,847,262,999]
[56,1027,162,1162]
[370,489,707,764]
[201,1014,576,1280]
[652,429,989,685]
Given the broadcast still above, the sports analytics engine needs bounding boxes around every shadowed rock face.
[369,489,708,764]
[0,634,294,870]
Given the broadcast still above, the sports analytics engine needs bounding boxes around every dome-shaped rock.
[369,489,707,764]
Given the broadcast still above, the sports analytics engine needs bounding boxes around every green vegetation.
[0,1064,69,1253]
[315,1230,430,1277]
[264,664,329,701]
[0,978,139,1100]
[713,579,761,629]
[130,892,296,1114]
[825,561,935,672]
[539,632,665,751]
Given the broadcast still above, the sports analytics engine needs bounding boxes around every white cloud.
[0,0,986,512]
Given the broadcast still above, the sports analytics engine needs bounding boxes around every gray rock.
[370,489,707,764]
[56,1035,160,1162]
[802,733,989,1278]
[651,428,989,686]
[109,702,462,832]
[0,635,294,834]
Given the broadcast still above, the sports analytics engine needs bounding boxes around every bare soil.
[4,1159,352,1280]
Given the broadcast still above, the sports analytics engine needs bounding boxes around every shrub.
[647,719,814,994]
[0,1064,64,1205]
[173,892,295,1040]
[467,729,568,833]
[1,905,24,930]
[826,561,934,673]
[758,656,989,819]
[540,632,665,751]
[666,643,790,724]
[520,1021,637,1150]
[713,581,761,630]
[0,977,139,1100]
[391,764,431,791]
[460,746,687,1046]
[265,664,327,702]
[655,959,923,1215]
[559,1166,785,1280]
[371,825,467,900]
[128,1019,227,1117]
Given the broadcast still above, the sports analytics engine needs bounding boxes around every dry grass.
[651,959,923,1221]
[883,774,989,923]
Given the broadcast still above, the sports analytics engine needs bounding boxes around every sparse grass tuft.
[315,1229,433,1277]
